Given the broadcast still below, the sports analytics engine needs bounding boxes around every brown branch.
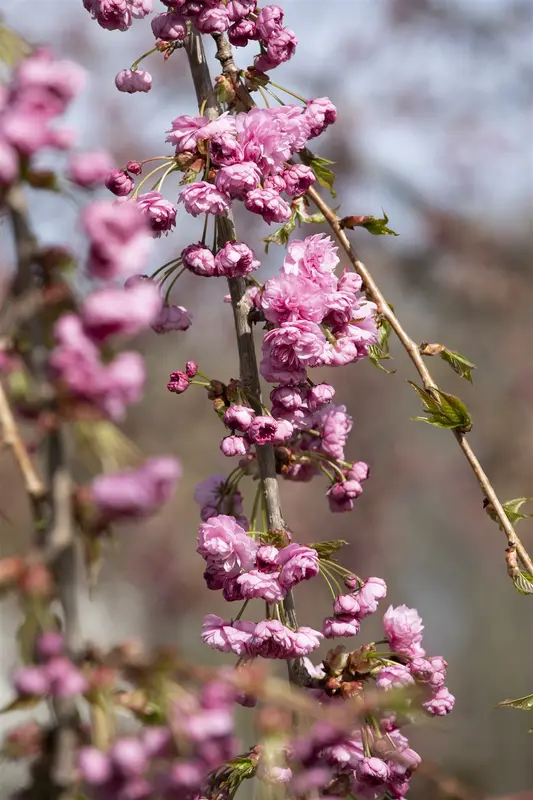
[0,380,46,504]
[184,28,304,681]
[306,184,533,577]
[4,183,81,799]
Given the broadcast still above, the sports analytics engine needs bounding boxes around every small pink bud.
[185,361,198,378]
[126,160,142,175]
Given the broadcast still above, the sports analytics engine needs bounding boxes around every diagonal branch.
[306,184,533,576]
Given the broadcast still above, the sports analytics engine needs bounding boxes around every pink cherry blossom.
[136,191,177,236]
[115,69,152,93]
[278,544,319,589]
[197,514,257,577]
[383,605,425,659]
[91,457,181,521]
[152,304,192,333]
[214,241,260,277]
[179,181,231,216]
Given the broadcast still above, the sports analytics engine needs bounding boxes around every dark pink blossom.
[105,168,134,196]
[356,757,389,785]
[209,132,244,166]
[167,370,189,394]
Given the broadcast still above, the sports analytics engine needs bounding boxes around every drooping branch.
[3,183,81,798]
[184,29,301,662]
[306,184,533,577]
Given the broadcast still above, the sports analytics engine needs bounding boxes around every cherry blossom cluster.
[0,2,459,797]
[104,101,335,242]
[258,234,378,380]
[83,2,299,93]
[77,680,238,799]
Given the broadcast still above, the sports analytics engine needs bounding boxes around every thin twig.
[306,184,533,577]
[0,380,46,502]
[184,28,306,684]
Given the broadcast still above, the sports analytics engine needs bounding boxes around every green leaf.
[0,695,42,714]
[440,349,475,383]
[369,316,396,374]
[310,540,349,559]
[16,614,40,665]
[512,570,533,595]
[409,382,472,432]
[502,497,533,526]
[499,694,533,711]
[263,212,297,253]
[488,497,533,530]
[210,755,257,800]
[341,210,398,236]
[293,196,326,225]
[420,343,475,383]
[0,24,31,68]
[307,155,336,198]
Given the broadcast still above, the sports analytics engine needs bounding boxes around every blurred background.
[1,0,533,797]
